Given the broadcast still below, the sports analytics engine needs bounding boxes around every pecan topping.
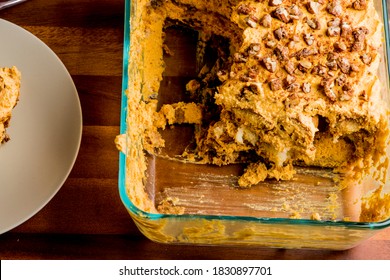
[341,21,352,38]
[333,41,347,52]
[327,17,341,27]
[336,74,347,86]
[361,53,372,65]
[293,48,318,60]
[303,34,315,46]
[352,27,369,51]
[286,82,300,92]
[337,57,351,74]
[262,57,277,72]
[312,64,327,76]
[285,61,295,75]
[327,0,343,16]
[327,26,341,37]
[270,78,283,91]
[326,60,338,70]
[289,5,302,19]
[261,14,272,28]
[340,83,354,100]
[248,66,260,79]
[302,82,311,93]
[298,61,313,72]
[327,52,339,61]
[353,0,367,10]
[354,27,369,41]
[274,27,288,40]
[247,43,261,56]
[245,16,259,28]
[269,0,283,6]
[285,74,296,85]
[307,17,321,30]
[237,4,254,15]
[307,1,322,14]
[273,7,290,23]
[321,78,337,101]
[274,44,289,61]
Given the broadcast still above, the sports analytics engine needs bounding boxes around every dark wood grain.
[0,0,390,260]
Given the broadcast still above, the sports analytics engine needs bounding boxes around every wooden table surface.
[0,0,389,260]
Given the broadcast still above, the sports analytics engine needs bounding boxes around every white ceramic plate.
[0,19,82,234]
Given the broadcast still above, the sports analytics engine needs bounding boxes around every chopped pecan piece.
[289,4,302,19]
[361,53,372,65]
[286,82,300,92]
[298,61,313,72]
[245,16,259,28]
[303,34,315,46]
[341,21,352,38]
[269,78,283,91]
[237,4,254,15]
[273,7,290,23]
[327,18,341,27]
[340,83,354,100]
[261,14,272,28]
[262,57,277,72]
[327,0,343,16]
[312,64,327,76]
[321,78,337,101]
[285,61,295,75]
[327,26,341,37]
[293,48,318,60]
[326,60,338,70]
[351,41,364,52]
[337,57,351,74]
[307,1,322,14]
[274,27,288,40]
[354,27,369,41]
[274,44,289,61]
[248,66,260,79]
[269,0,283,6]
[352,27,369,51]
[336,74,347,86]
[342,83,353,92]
[285,74,296,85]
[307,17,321,30]
[302,82,311,93]
[353,0,367,10]
[247,43,261,56]
[327,52,339,61]
[333,41,347,52]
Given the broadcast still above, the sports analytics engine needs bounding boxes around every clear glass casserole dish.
[118,0,390,250]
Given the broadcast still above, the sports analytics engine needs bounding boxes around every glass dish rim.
[119,0,390,230]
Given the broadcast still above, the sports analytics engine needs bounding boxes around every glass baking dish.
[118,0,390,250]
